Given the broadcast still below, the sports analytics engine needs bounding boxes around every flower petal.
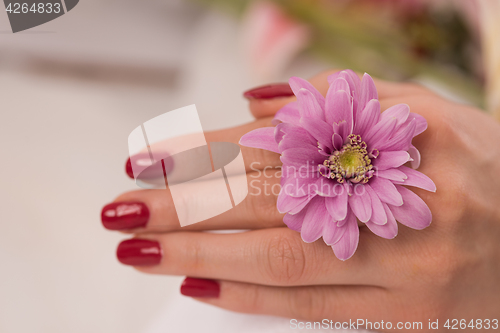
[325,90,353,134]
[348,184,372,223]
[366,203,398,239]
[281,147,324,167]
[364,117,397,150]
[332,210,359,260]
[369,176,403,206]
[289,76,325,111]
[408,112,427,136]
[396,166,436,192]
[273,102,301,125]
[325,188,348,221]
[332,133,343,151]
[301,197,331,243]
[283,209,306,232]
[374,151,411,170]
[297,88,325,120]
[277,190,315,214]
[329,76,350,93]
[376,119,416,152]
[408,145,421,169]
[390,185,432,230]
[353,99,381,137]
[300,117,334,150]
[282,176,327,197]
[380,104,410,127]
[376,168,407,182]
[239,127,280,153]
[357,73,378,117]
[323,217,348,245]
[365,184,387,225]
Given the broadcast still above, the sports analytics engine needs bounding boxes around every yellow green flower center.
[319,134,376,184]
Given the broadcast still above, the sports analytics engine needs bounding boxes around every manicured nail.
[243,83,294,100]
[101,202,149,230]
[180,277,220,298]
[116,239,162,266]
[125,153,174,180]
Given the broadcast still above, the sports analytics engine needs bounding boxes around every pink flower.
[240,70,436,260]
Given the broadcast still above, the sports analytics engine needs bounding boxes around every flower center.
[319,134,376,184]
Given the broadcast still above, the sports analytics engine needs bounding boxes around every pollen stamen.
[318,134,374,184]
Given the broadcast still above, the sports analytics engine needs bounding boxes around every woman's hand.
[101,70,500,331]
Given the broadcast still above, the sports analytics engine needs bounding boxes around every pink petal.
[279,136,316,152]
[369,176,403,206]
[300,117,334,150]
[366,203,398,239]
[323,218,348,245]
[297,88,325,120]
[315,179,340,197]
[277,190,315,214]
[390,185,432,230]
[373,151,411,170]
[353,99,381,137]
[301,197,331,243]
[276,123,315,143]
[348,184,372,223]
[408,145,421,169]
[376,119,416,152]
[333,120,350,143]
[327,70,361,90]
[357,73,378,117]
[377,169,407,182]
[364,117,397,150]
[333,133,343,151]
[283,209,306,232]
[325,90,353,133]
[408,112,427,136]
[332,210,359,260]
[365,184,387,225]
[280,147,324,167]
[329,76,350,93]
[380,104,410,127]
[239,127,280,153]
[282,176,327,198]
[395,166,437,192]
[273,102,301,126]
[289,77,325,111]
[325,189,348,221]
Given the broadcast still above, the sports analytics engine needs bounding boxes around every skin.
[109,70,500,331]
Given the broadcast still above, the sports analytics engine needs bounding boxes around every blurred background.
[0,0,498,332]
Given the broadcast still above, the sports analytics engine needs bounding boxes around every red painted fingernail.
[243,83,294,100]
[116,239,162,266]
[180,277,220,298]
[125,157,134,179]
[101,202,149,230]
[125,153,174,180]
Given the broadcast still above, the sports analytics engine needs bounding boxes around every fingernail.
[101,202,149,230]
[125,157,135,179]
[125,153,174,180]
[180,277,220,298]
[243,83,294,100]
[116,239,162,266]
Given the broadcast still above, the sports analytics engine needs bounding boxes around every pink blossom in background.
[240,1,310,80]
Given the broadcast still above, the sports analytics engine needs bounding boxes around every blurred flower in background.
[196,0,500,116]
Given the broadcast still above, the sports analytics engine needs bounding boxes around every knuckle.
[287,287,328,320]
[418,240,470,289]
[261,232,307,285]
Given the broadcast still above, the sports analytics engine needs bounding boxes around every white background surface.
[0,1,349,332]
